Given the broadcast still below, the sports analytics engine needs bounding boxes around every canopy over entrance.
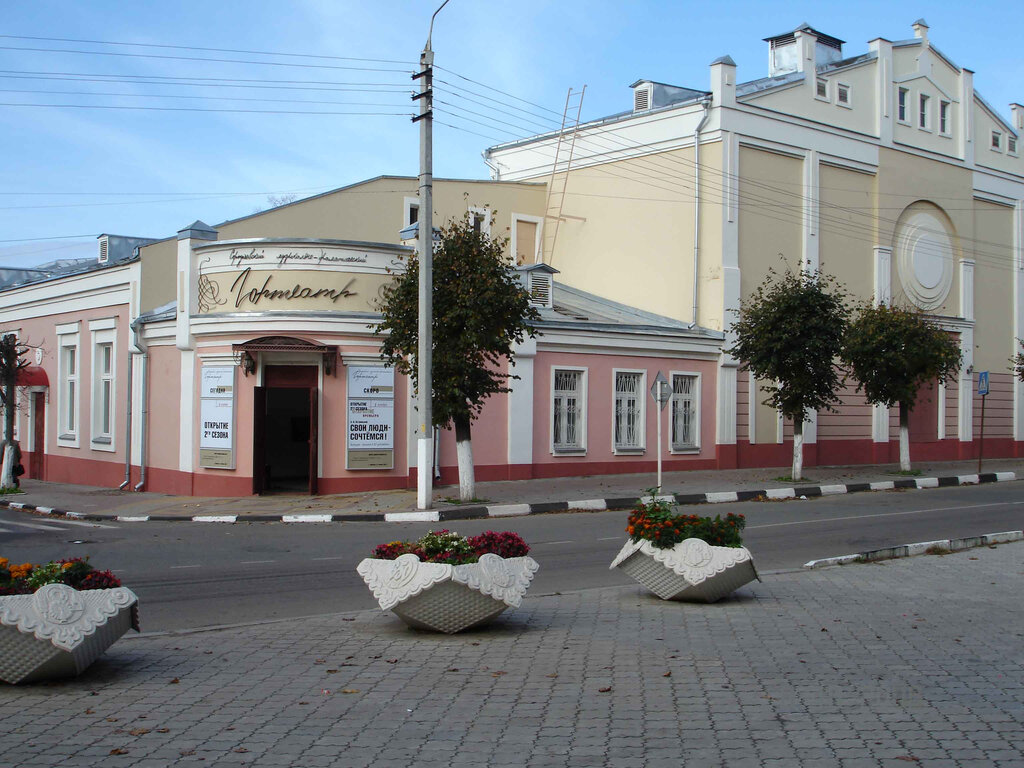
[232,336,339,376]
[16,365,48,387]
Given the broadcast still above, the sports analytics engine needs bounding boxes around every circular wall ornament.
[895,206,955,311]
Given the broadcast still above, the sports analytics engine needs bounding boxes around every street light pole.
[413,0,449,510]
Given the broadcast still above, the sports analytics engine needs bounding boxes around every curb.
[1,471,1015,525]
[802,529,1024,569]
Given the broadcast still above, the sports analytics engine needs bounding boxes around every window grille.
[671,374,698,450]
[553,370,583,451]
[614,372,642,450]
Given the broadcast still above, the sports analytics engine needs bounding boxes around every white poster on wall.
[346,366,394,470]
[199,365,236,469]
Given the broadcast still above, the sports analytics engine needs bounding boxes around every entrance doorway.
[28,391,45,480]
[253,365,319,494]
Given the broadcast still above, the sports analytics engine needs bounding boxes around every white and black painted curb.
[0,471,1015,524]
[803,529,1024,569]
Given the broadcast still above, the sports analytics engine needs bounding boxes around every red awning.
[16,365,48,387]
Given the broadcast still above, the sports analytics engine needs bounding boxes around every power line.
[0,34,416,66]
[0,88,411,108]
[0,102,412,116]
[0,44,411,74]
[0,69,410,90]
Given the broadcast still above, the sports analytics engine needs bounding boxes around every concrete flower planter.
[610,537,759,602]
[357,553,540,633]
[0,584,139,684]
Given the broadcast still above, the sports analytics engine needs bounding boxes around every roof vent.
[633,86,651,112]
[528,270,552,308]
[98,236,109,264]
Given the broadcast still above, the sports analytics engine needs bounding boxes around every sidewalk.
[6,457,1023,523]
[1,542,1021,767]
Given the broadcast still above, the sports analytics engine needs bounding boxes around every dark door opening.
[253,365,318,495]
[29,391,45,480]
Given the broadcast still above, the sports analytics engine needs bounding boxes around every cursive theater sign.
[192,240,406,314]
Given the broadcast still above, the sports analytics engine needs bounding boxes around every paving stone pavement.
[2,544,1023,768]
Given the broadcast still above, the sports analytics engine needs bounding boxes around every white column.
[868,38,894,145]
[873,247,892,306]
[958,326,974,443]
[175,221,217,352]
[716,363,738,448]
[959,258,975,322]
[1014,200,1024,440]
[802,150,820,274]
[506,337,537,467]
[718,132,741,453]
[179,349,195,473]
[872,246,892,442]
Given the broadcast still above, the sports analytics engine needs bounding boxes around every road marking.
[597,536,622,541]
[239,559,276,564]
[170,564,202,569]
[0,526,12,533]
[748,500,1024,531]
[312,556,346,561]
[542,540,574,545]
[50,518,119,529]
[2,519,67,531]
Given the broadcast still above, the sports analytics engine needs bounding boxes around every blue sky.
[2,1,1021,268]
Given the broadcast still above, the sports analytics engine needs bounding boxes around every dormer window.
[98,236,109,264]
[1009,136,1018,154]
[992,131,1002,151]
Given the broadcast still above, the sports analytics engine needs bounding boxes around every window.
[613,371,644,452]
[939,101,950,134]
[1010,136,1018,154]
[919,94,930,129]
[815,79,828,100]
[670,374,699,451]
[898,88,909,122]
[403,196,420,228]
[468,206,491,237]
[58,338,79,444]
[552,368,585,452]
[89,320,116,450]
[836,84,850,106]
[93,342,114,444]
[992,131,1002,150]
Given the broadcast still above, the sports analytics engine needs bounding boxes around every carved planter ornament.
[610,538,759,602]
[0,584,139,684]
[357,553,539,633]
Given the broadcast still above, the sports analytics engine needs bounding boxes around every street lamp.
[413,0,450,509]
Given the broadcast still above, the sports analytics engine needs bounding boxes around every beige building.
[485,19,1024,468]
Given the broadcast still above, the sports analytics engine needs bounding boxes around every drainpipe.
[118,350,133,490]
[130,317,149,492]
[692,97,711,326]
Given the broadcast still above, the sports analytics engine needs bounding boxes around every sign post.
[650,371,670,492]
[977,371,989,474]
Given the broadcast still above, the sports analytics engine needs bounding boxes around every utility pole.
[412,0,449,510]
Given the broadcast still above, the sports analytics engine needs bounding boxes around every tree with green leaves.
[727,268,850,481]
[842,303,961,472]
[0,333,29,488]
[377,213,541,501]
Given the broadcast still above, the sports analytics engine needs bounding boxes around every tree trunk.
[454,413,475,502]
[899,401,911,472]
[0,372,13,489]
[792,418,804,482]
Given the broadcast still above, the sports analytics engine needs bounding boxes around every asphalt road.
[2,482,1022,633]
